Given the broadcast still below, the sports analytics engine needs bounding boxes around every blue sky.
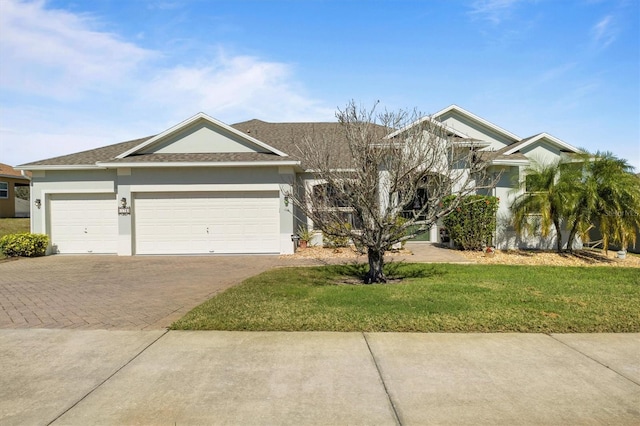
[1,0,638,170]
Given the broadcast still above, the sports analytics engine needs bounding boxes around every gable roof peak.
[116,113,289,159]
[502,132,581,156]
[433,104,521,142]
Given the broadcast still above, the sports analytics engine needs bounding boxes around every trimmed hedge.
[442,195,499,250]
[0,233,49,257]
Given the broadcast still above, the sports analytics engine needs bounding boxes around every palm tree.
[588,153,640,252]
[510,159,571,252]
[554,152,640,253]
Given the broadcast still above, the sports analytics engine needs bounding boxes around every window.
[0,182,8,199]
[311,183,363,230]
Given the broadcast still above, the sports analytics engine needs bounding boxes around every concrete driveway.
[0,255,282,330]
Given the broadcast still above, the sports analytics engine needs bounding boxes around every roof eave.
[453,140,492,148]
[96,161,301,168]
[490,159,530,166]
[16,164,107,171]
[0,173,31,180]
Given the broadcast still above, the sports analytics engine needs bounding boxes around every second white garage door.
[134,191,280,254]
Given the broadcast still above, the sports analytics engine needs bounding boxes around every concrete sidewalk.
[1,330,638,425]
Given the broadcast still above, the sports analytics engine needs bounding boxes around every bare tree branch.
[285,101,495,283]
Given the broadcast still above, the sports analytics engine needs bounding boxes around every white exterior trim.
[97,161,300,168]
[490,159,530,166]
[116,112,290,159]
[17,165,106,171]
[129,184,281,192]
[432,105,521,142]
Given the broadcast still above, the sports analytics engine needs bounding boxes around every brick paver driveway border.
[0,255,281,330]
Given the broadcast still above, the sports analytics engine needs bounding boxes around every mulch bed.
[282,245,640,268]
[460,248,640,268]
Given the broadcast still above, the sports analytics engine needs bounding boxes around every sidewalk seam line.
[46,329,170,425]
[362,332,403,426]
[547,334,640,387]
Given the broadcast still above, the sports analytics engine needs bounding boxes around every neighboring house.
[18,105,581,255]
[0,163,31,218]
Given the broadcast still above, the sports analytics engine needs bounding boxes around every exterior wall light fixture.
[34,199,41,209]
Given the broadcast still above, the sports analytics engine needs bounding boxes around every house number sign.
[118,207,131,215]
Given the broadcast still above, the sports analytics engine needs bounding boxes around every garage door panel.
[134,191,280,255]
[49,194,118,254]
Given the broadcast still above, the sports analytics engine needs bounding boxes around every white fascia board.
[452,140,492,148]
[115,112,289,159]
[503,132,581,155]
[304,168,357,173]
[433,104,521,142]
[490,159,530,166]
[97,161,300,168]
[16,165,106,171]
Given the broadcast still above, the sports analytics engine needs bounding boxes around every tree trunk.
[365,248,386,284]
[554,219,563,253]
[566,221,578,253]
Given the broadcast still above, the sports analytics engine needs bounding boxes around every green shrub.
[0,233,49,257]
[442,195,499,250]
[323,222,351,248]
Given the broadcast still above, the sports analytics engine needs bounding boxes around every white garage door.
[49,193,118,254]
[134,191,280,254]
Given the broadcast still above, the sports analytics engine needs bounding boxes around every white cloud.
[468,0,523,24]
[0,0,332,167]
[591,15,617,49]
[0,0,155,99]
[141,52,333,123]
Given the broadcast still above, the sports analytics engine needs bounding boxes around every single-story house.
[0,163,31,218]
[18,105,581,255]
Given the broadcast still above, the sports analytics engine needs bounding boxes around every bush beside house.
[0,233,49,257]
[443,195,499,250]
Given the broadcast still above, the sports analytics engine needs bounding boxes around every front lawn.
[0,218,30,238]
[171,263,640,333]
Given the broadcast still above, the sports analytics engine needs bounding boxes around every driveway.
[0,243,468,330]
[0,255,281,330]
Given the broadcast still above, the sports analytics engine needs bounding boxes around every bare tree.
[286,101,494,283]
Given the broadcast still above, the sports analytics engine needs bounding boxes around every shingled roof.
[20,137,154,167]
[230,119,355,167]
[19,115,537,169]
[0,163,31,179]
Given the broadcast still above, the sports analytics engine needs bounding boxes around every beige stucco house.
[0,163,31,218]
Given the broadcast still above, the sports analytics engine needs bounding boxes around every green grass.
[0,218,30,238]
[0,218,30,259]
[171,263,640,333]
